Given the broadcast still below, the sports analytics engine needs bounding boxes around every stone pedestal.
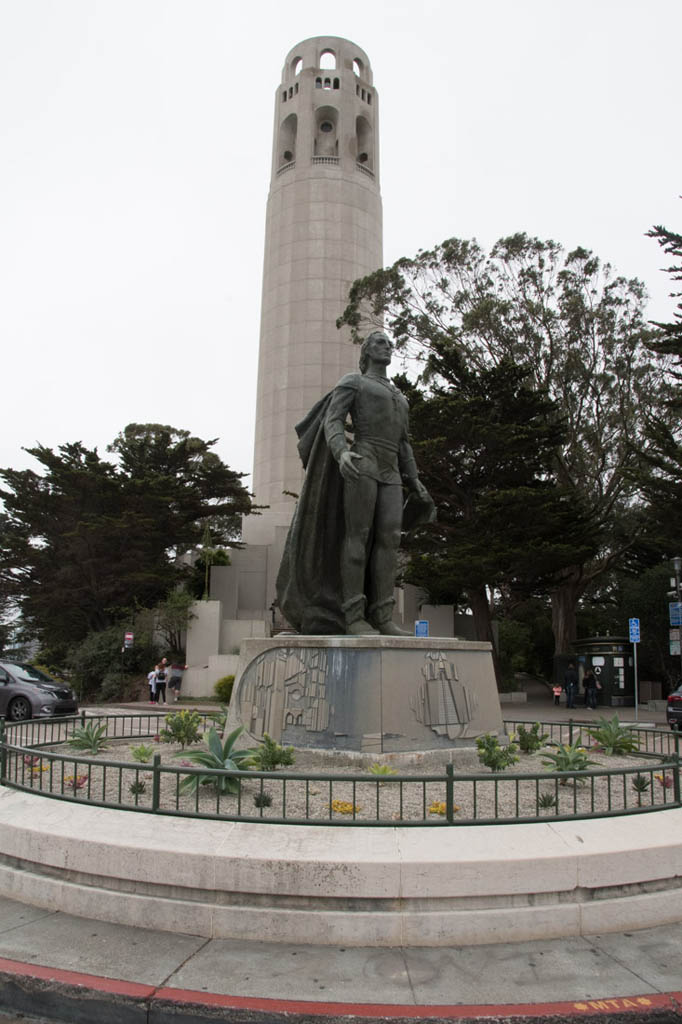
[229,636,503,753]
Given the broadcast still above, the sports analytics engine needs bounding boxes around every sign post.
[669,602,682,679]
[628,618,640,721]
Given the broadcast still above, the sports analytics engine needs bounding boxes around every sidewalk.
[500,678,669,727]
[0,893,681,1024]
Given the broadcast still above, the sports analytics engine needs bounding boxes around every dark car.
[0,661,78,722]
[666,683,682,730]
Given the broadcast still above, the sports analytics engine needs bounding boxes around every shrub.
[249,733,295,771]
[130,743,155,763]
[129,780,146,796]
[160,710,203,750]
[67,623,159,700]
[253,791,273,808]
[476,733,519,772]
[517,722,549,755]
[541,740,598,784]
[213,675,235,704]
[68,722,109,754]
[208,705,229,731]
[538,792,557,809]
[176,726,256,795]
[99,671,129,702]
[586,715,639,755]
[369,763,398,778]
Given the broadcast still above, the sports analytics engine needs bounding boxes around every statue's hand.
[339,450,362,481]
[404,477,437,526]
[408,477,430,500]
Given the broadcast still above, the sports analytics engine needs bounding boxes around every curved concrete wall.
[0,788,680,946]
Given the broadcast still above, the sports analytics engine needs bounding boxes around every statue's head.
[359,331,392,373]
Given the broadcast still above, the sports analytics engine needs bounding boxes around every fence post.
[152,754,161,812]
[0,720,6,785]
[568,718,574,745]
[672,743,681,806]
[446,763,454,823]
[80,710,86,728]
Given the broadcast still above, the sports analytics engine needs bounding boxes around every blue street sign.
[415,620,429,638]
[629,617,640,643]
[670,603,682,627]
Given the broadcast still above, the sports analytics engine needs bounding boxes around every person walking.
[583,667,598,709]
[168,661,187,702]
[153,661,168,705]
[563,661,578,709]
[147,668,156,704]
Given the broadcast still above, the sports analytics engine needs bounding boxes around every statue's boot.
[369,598,411,637]
[342,595,379,636]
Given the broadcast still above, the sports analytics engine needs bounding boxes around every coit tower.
[242,36,383,547]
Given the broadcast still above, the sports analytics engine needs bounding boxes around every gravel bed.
[8,733,677,824]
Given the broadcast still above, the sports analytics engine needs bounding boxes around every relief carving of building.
[411,651,478,740]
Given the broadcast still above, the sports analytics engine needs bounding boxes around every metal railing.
[1,713,679,827]
[504,717,681,757]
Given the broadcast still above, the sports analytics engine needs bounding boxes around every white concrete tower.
[243,36,383,546]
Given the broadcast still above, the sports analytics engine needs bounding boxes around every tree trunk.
[550,578,583,654]
[467,585,502,687]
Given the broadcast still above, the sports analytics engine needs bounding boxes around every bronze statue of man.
[276,330,434,636]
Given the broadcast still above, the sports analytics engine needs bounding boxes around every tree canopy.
[395,350,596,676]
[339,233,677,653]
[0,424,252,658]
[646,221,682,369]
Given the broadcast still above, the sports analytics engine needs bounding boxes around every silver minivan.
[0,662,78,721]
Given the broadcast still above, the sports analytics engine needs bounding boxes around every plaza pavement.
[0,687,679,1023]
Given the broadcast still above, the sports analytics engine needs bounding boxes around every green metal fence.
[1,712,680,826]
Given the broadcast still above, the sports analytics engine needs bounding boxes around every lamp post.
[673,556,682,681]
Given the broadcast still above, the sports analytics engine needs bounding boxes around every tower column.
[243,36,383,547]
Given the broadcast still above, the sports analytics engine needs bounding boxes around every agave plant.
[67,722,108,754]
[175,726,256,795]
[541,740,598,784]
[585,715,638,755]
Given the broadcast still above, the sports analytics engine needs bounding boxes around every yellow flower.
[428,801,459,816]
[330,799,361,815]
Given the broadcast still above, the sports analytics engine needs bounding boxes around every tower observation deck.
[243,36,383,546]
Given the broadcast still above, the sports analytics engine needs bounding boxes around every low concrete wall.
[0,788,680,946]
[184,654,239,699]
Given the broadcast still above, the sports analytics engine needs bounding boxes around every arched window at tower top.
[292,57,303,75]
[353,58,364,77]
[320,50,336,70]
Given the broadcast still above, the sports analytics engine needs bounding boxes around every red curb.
[0,956,155,999]
[150,986,682,1019]
[1,956,681,1020]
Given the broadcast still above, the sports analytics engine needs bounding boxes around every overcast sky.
[1,0,680,487]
